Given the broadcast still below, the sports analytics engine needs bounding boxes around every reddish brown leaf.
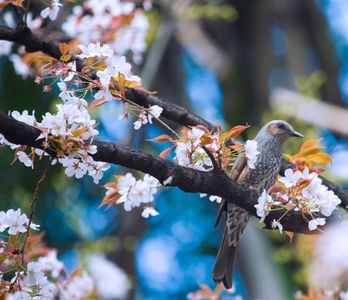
[225,124,250,140]
[285,231,295,243]
[200,134,214,145]
[152,134,174,143]
[159,147,172,159]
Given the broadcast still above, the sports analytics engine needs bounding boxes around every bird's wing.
[230,153,248,182]
[215,153,248,227]
[226,203,250,247]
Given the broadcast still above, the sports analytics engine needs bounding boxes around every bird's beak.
[290,130,304,138]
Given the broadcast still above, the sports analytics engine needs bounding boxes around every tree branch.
[0,24,214,130]
[0,111,344,234]
[1,23,347,234]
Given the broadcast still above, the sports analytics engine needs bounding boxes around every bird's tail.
[212,229,236,290]
[212,203,249,290]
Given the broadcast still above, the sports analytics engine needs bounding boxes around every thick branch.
[0,112,344,234]
[0,25,61,60]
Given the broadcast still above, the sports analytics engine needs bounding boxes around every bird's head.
[263,120,303,143]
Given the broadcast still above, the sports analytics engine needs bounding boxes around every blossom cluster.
[153,125,256,172]
[62,0,150,63]
[1,95,110,184]
[1,0,150,80]
[175,127,217,171]
[41,42,163,131]
[78,42,142,88]
[133,105,163,130]
[0,207,133,300]
[0,208,92,300]
[101,173,160,217]
[255,167,341,232]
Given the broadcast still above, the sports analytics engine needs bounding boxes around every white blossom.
[271,219,283,233]
[88,254,131,299]
[244,140,260,169]
[36,251,64,278]
[9,54,32,78]
[175,141,192,167]
[3,209,29,235]
[301,176,323,199]
[59,272,93,300]
[78,42,113,59]
[133,110,148,130]
[308,217,326,231]
[59,157,88,179]
[254,189,273,222]
[16,151,33,168]
[141,206,159,218]
[40,0,63,21]
[188,127,205,146]
[147,105,163,123]
[109,173,159,213]
[209,195,222,203]
[163,176,173,186]
[62,1,149,62]
[0,40,12,56]
[278,168,302,188]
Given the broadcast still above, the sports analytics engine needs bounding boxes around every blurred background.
[1,0,348,299]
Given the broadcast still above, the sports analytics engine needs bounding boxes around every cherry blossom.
[40,0,63,21]
[278,168,302,188]
[0,41,12,56]
[5,209,29,235]
[31,251,63,278]
[308,217,326,231]
[0,209,29,235]
[256,168,341,231]
[102,173,160,214]
[133,106,163,130]
[141,206,159,218]
[209,195,223,203]
[88,254,131,299]
[9,54,32,78]
[271,219,283,233]
[16,151,33,169]
[59,272,94,300]
[148,105,164,123]
[244,140,260,169]
[255,189,273,222]
[62,1,149,62]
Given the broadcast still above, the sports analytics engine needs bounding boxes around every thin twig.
[202,145,220,171]
[21,161,51,259]
[121,95,181,139]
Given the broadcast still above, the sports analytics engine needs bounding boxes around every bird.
[212,120,303,290]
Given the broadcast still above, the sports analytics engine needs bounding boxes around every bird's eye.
[278,123,284,128]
